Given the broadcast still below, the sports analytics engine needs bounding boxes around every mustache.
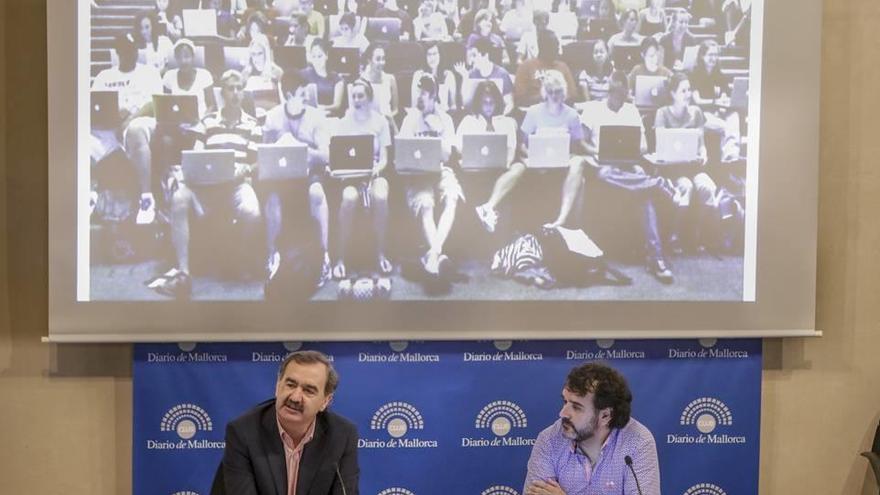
[285,399,304,412]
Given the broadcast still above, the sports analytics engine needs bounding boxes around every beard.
[562,415,598,443]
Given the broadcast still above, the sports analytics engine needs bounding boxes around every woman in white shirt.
[459,81,524,233]
[411,42,457,112]
[360,43,399,121]
[132,11,174,73]
[162,38,215,117]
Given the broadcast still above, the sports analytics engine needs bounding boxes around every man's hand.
[525,479,567,495]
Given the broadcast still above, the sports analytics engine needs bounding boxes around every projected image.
[83,0,755,301]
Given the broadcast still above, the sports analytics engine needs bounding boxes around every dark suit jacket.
[215,399,359,495]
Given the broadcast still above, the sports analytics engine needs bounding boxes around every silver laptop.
[654,128,701,163]
[461,78,504,107]
[461,133,508,170]
[634,75,668,107]
[729,77,749,111]
[527,134,570,169]
[182,9,218,38]
[394,137,443,174]
[682,45,700,71]
[153,94,199,125]
[182,149,236,186]
[257,144,310,181]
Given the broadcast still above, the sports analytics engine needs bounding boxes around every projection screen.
[48,0,820,341]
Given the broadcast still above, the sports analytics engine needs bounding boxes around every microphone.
[334,463,348,495]
[624,455,644,495]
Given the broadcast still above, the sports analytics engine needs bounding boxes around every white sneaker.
[475,204,498,233]
[266,251,281,281]
[136,195,156,225]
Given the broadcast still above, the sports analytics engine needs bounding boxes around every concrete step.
[92,14,136,27]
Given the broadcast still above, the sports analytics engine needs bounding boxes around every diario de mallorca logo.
[146,403,225,450]
[359,402,438,449]
[667,339,750,359]
[358,341,441,363]
[481,485,520,495]
[377,488,416,495]
[565,339,646,360]
[667,397,745,445]
[462,401,535,447]
[251,342,336,364]
[146,343,229,364]
[170,492,200,495]
[462,341,544,362]
[683,483,727,495]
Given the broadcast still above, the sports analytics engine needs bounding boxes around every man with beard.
[523,362,659,495]
[216,350,359,494]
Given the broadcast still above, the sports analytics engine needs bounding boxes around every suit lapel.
[260,404,288,495]
[296,414,329,495]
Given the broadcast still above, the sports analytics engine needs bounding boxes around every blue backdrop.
[133,339,761,495]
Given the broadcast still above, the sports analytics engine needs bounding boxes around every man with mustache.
[215,351,359,494]
[523,362,659,495]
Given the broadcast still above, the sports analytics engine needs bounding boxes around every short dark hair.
[339,12,357,29]
[610,69,629,92]
[640,36,660,56]
[667,71,689,94]
[473,37,495,57]
[565,362,632,429]
[277,350,339,395]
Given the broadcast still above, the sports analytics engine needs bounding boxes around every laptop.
[246,88,281,113]
[585,18,617,41]
[91,90,119,129]
[315,0,338,16]
[153,94,199,125]
[182,9,218,38]
[181,149,236,186]
[681,45,700,71]
[257,144,310,181]
[328,47,360,76]
[461,78,504,107]
[611,45,641,73]
[634,75,668,108]
[461,133,508,170]
[329,135,374,176]
[527,134,570,169]
[394,137,443,174]
[729,77,749,111]
[654,128,701,163]
[365,17,402,43]
[275,45,308,73]
[598,126,641,164]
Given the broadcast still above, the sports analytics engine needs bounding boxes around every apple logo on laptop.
[205,163,213,170]
[381,26,388,33]
[348,148,356,157]
[279,156,288,168]
[341,56,347,64]
[414,149,422,159]
[673,141,682,152]
[172,104,180,112]
[94,104,100,112]
[481,146,489,156]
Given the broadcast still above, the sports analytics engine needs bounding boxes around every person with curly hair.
[524,362,660,495]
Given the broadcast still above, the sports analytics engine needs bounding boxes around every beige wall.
[2,0,879,493]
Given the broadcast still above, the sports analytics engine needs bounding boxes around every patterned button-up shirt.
[524,418,660,495]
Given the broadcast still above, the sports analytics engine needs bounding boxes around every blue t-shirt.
[469,65,514,96]
[298,66,341,106]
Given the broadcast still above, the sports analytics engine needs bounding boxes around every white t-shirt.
[91,64,164,116]
[162,68,214,117]
[579,99,646,153]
